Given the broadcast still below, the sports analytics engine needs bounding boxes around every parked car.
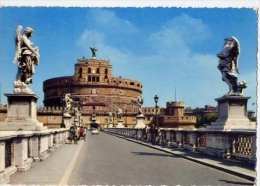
[91,128,99,135]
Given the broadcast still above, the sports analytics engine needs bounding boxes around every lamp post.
[125,109,127,127]
[60,97,65,128]
[154,95,159,127]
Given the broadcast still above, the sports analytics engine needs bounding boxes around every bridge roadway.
[10,131,255,185]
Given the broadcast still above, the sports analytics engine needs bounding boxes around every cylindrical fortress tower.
[166,101,185,116]
[43,58,142,114]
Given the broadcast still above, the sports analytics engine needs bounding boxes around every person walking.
[83,127,87,141]
[78,126,84,140]
[142,126,147,142]
[69,125,77,144]
[150,124,156,145]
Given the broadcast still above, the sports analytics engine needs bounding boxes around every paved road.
[68,132,254,185]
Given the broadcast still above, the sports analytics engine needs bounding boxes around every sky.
[0,7,258,112]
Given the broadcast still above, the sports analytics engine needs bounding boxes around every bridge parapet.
[0,128,68,184]
[105,128,256,165]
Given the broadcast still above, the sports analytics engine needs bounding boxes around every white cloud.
[87,9,139,34]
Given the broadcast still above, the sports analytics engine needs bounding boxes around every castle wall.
[43,58,142,114]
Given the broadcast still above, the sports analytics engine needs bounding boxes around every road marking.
[58,140,84,185]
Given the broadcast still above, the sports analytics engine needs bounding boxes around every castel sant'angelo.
[43,48,143,126]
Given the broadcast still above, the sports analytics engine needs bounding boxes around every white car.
[91,128,99,135]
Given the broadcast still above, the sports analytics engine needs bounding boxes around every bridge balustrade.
[0,129,68,184]
[105,128,256,165]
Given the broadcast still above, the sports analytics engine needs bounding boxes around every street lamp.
[125,109,127,127]
[154,95,159,127]
[60,96,65,128]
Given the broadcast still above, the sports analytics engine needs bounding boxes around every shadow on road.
[132,151,178,157]
[219,179,254,185]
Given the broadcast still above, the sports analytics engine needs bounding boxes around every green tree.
[204,112,218,125]
[196,116,204,128]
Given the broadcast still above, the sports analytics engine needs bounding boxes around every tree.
[196,116,204,128]
[204,113,218,125]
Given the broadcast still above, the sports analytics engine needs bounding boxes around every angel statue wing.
[13,25,23,63]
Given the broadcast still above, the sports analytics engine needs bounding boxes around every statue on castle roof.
[217,36,247,96]
[90,47,98,59]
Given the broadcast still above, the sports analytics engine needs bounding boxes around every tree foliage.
[204,112,218,125]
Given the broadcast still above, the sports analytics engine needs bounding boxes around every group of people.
[68,125,88,144]
[142,124,160,145]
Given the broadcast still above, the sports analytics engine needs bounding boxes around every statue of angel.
[13,25,40,84]
[64,93,73,116]
[90,47,97,58]
[116,108,123,120]
[137,95,144,115]
[109,112,113,122]
[217,36,247,96]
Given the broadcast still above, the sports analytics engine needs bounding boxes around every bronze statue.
[217,36,247,96]
[90,47,97,58]
[13,25,40,84]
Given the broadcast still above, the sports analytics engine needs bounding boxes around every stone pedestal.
[206,96,256,131]
[116,119,124,128]
[134,114,145,128]
[109,122,113,128]
[0,94,46,131]
[63,115,72,129]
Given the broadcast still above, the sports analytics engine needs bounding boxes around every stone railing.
[0,128,68,184]
[105,128,256,165]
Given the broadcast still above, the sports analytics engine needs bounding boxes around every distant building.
[185,105,218,116]
[156,101,197,129]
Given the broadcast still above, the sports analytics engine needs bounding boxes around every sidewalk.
[9,140,84,185]
[107,132,256,182]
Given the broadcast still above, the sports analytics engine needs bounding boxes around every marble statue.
[13,25,40,85]
[90,47,97,58]
[217,36,247,96]
[137,95,144,115]
[109,112,113,123]
[74,107,81,118]
[116,108,123,120]
[64,93,73,116]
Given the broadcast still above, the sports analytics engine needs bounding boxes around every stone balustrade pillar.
[176,132,183,148]
[166,131,171,146]
[31,136,40,161]
[48,134,54,152]
[0,142,5,175]
[39,135,50,161]
[190,133,198,151]
[14,138,32,171]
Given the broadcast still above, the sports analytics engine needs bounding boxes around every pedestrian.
[78,126,84,140]
[150,124,156,145]
[142,126,147,142]
[83,127,87,141]
[69,125,77,144]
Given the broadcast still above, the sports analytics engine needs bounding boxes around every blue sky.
[0,7,257,112]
